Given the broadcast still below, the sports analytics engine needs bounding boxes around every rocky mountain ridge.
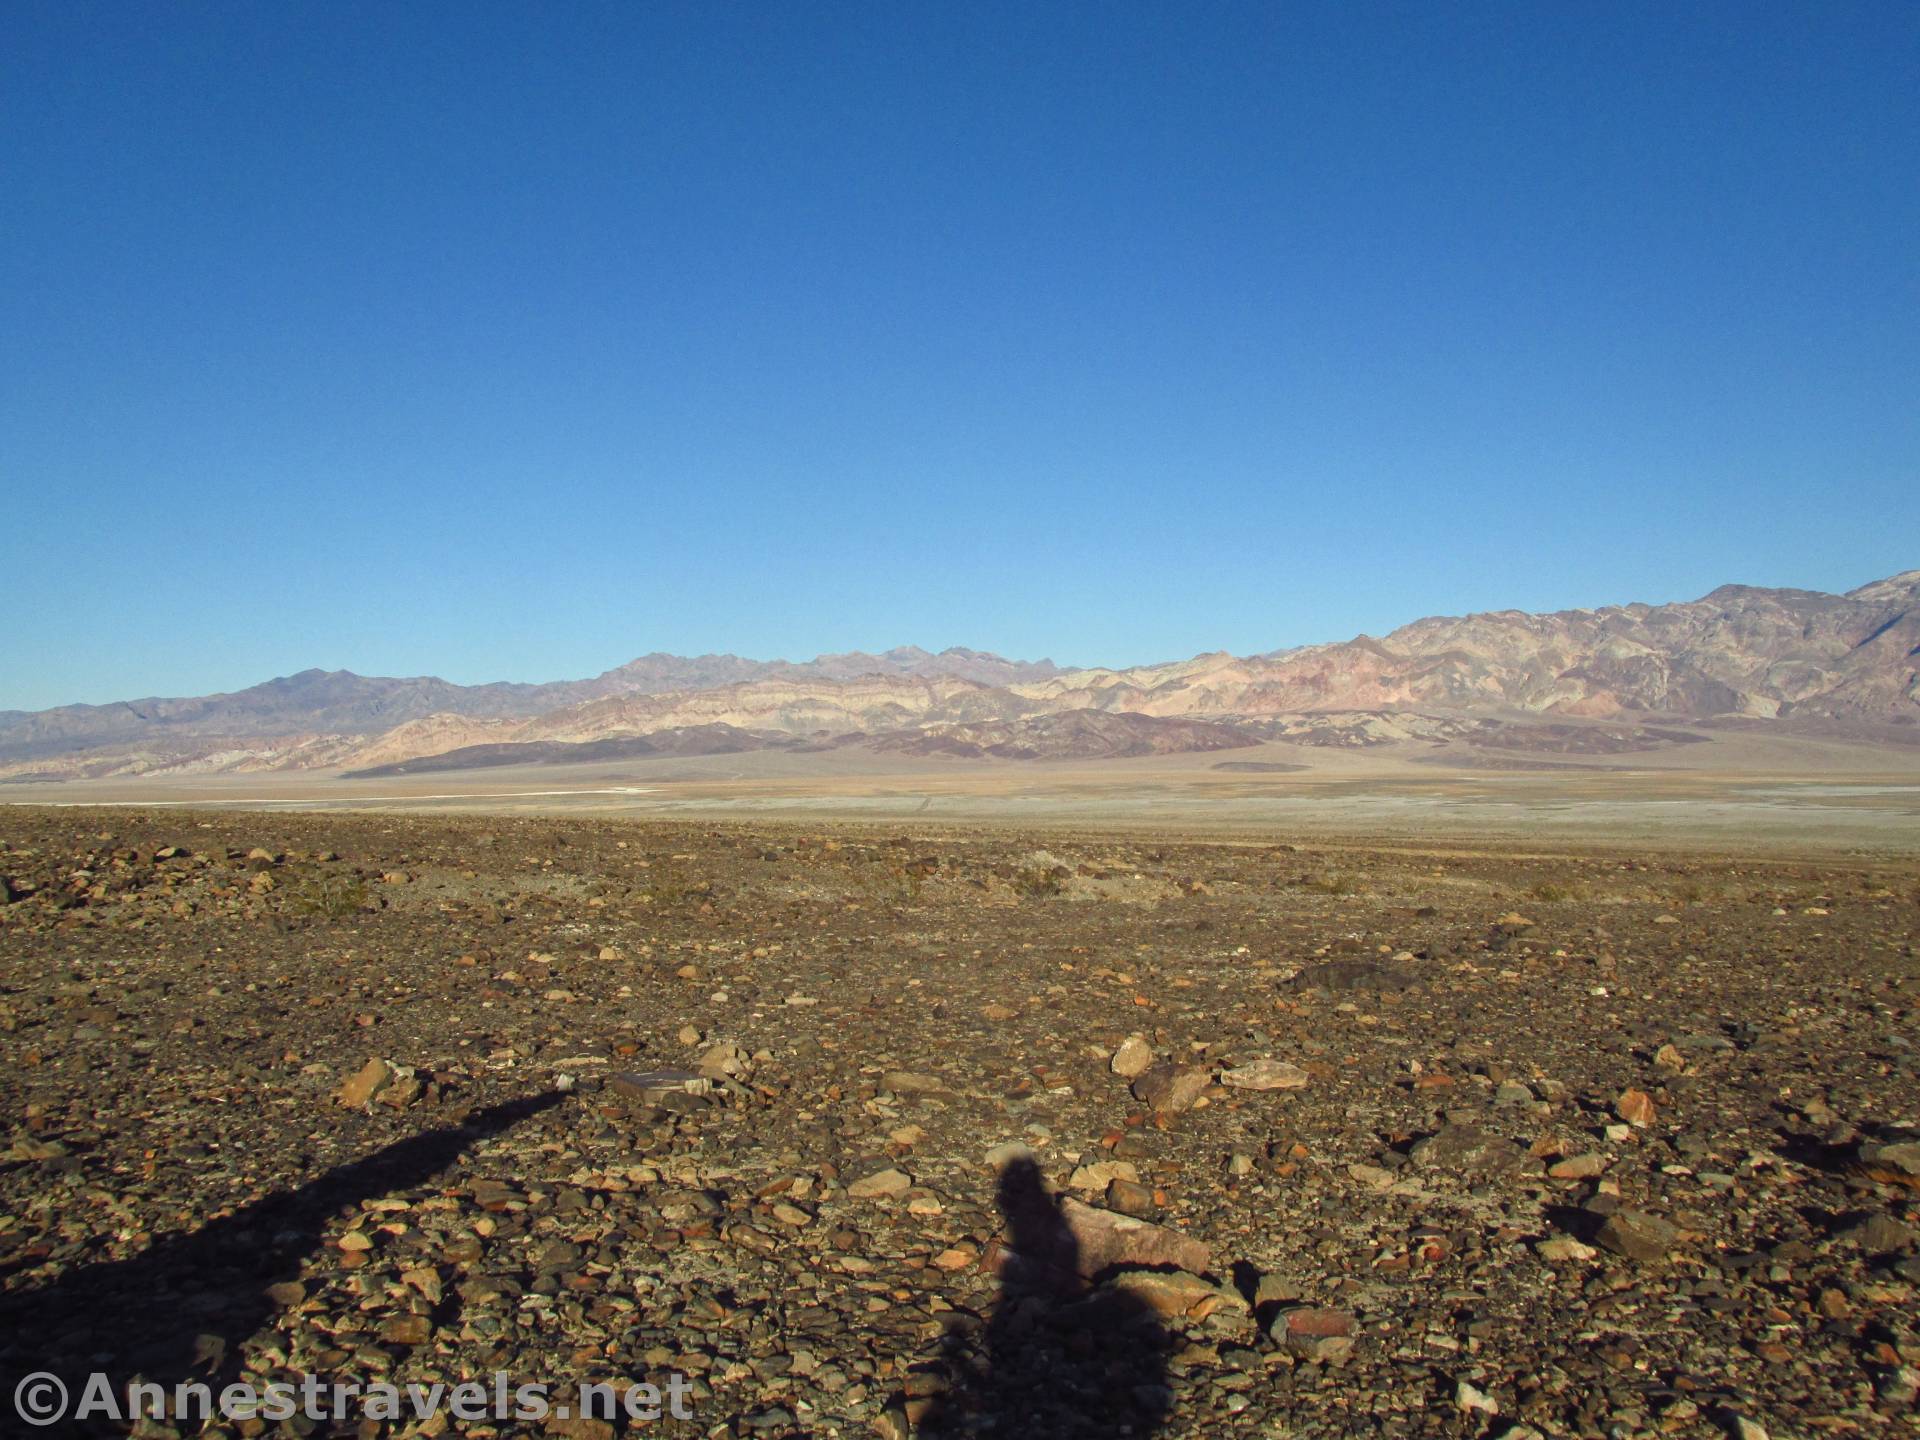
[0,646,1063,755]
[3,572,1913,777]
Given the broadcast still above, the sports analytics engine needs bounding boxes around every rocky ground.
[1,808,1917,1439]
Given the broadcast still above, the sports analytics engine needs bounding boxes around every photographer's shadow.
[918,1157,1171,1437]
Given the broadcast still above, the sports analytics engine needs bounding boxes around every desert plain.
[1,741,1918,1440]
[5,722,1919,851]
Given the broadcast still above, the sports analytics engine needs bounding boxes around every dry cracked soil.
[1,808,1918,1439]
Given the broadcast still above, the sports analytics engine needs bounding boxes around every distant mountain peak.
[1847,570,1920,604]
[0,570,1912,779]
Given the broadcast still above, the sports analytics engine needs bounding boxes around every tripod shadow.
[918,1157,1171,1437]
[0,1091,564,1435]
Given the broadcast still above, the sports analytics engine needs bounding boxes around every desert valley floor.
[4,727,1919,855]
[1,761,1917,1437]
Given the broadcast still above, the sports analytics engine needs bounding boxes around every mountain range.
[3,572,1914,780]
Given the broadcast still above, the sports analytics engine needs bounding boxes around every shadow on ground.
[915,1157,1171,1437]
[0,1091,563,1436]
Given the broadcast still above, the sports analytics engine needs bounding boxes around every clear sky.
[2,2,1915,710]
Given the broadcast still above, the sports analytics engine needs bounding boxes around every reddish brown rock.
[1131,1063,1212,1114]
[1059,1197,1210,1277]
[1548,1152,1609,1180]
[335,1057,393,1108]
[1272,1307,1355,1362]
[1616,1088,1658,1127]
[1106,1268,1247,1322]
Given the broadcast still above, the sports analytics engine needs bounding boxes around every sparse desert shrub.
[856,858,927,905]
[1296,872,1360,896]
[1010,866,1065,899]
[1528,881,1581,902]
[1008,851,1068,899]
[286,873,372,919]
[645,877,715,910]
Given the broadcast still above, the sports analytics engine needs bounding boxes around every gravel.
[0,808,1916,1438]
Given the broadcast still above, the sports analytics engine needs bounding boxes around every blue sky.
[2,2,1915,710]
